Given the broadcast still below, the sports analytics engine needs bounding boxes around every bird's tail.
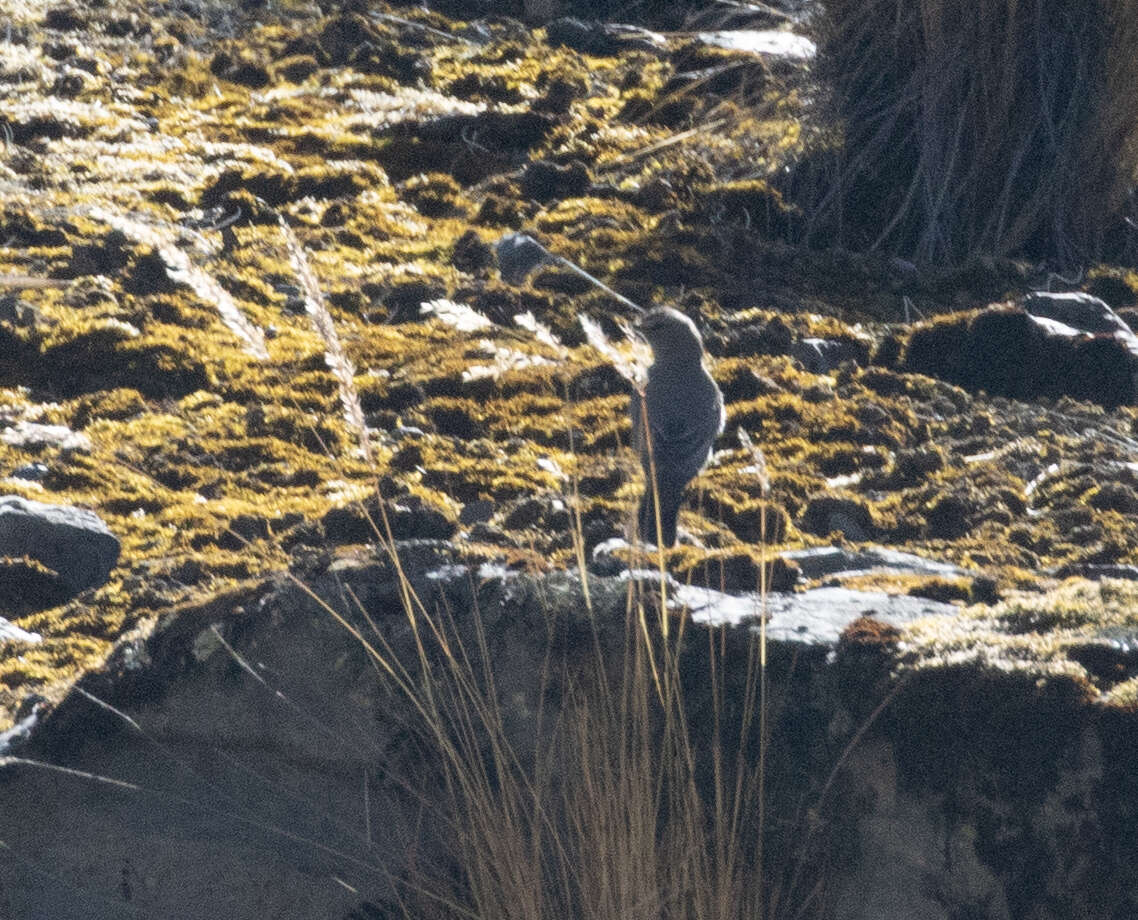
[638,481,682,548]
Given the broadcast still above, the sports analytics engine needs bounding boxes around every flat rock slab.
[782,545,970,580]
[677,583,957,645]
[0,495,120,594]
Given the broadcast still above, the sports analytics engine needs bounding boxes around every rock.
[0,495,120,593]
[520,159,590,203]
[782,545,969,580]
[799,495,877,541]
[3,553,1137,920]
[904,303,1138,407]
[8,462,49,482]
[1023,290,1138,345]
[496,232,552,284]
[678,581,957,645]
[1,420,91,452]
[0,556,75,615]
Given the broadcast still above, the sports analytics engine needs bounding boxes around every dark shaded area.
[903,307,1138,408]
[0,559,73,617]
[800,0,1138,267]
[391,0,768,30]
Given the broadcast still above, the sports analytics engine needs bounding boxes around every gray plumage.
[631,307,725,547]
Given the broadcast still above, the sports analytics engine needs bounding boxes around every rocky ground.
[3,0,1138,737]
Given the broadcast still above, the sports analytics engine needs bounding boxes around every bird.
[630,307,725,547]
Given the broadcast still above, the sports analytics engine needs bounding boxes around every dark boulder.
[903,294,1138,407]
[0,495,120,596]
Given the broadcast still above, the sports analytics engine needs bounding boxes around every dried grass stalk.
[87,207,270,360]
[278,218,370,461]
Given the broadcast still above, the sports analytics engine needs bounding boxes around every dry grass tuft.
[806,0,1138,266]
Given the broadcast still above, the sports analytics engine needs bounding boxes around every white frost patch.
[2,421,91,452]
[345,87,498,130]
[676,583,955,646]
[514,312,564,351]
[477,562,511,580]
[697,29,816,60]
[421,299,493,332]
[1027,315,1084,339]
[0,617,41,645]
[426,564,470,581]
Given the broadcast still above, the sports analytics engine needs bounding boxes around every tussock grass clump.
[808,0,1138,266]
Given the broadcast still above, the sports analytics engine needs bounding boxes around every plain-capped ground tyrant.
[630,306,725,547]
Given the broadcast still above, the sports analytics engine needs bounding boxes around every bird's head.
[636,307,706,364]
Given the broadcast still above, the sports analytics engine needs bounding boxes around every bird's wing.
[645,394,719,483]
